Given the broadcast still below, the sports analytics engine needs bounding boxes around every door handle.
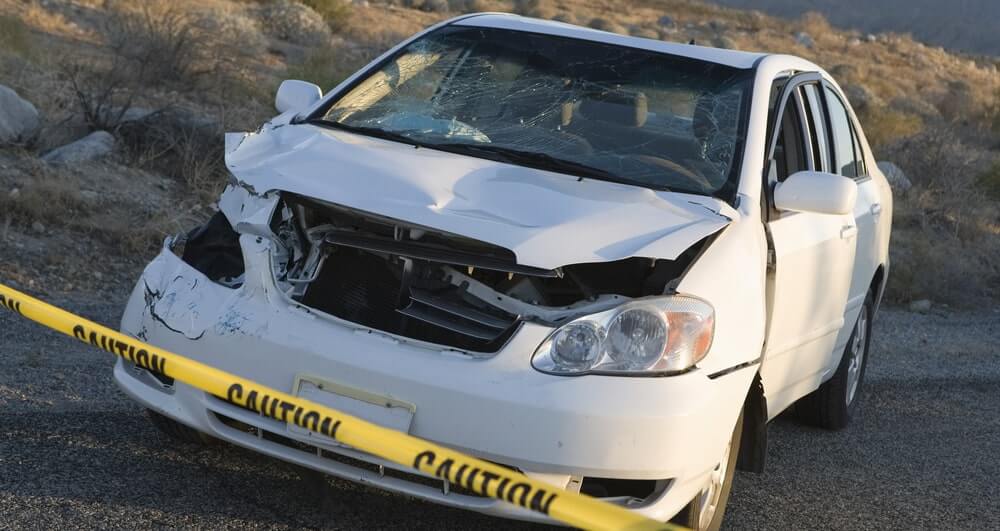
[841,225,858,240]
[870,203,882,216]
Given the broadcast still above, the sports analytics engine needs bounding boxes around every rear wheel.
[146,410,214,445]
[671,410,743,531]
[796,290,874,429]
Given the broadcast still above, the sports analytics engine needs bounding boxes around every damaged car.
[117,13,892,530]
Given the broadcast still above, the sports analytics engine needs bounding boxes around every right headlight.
[531,295,714,376]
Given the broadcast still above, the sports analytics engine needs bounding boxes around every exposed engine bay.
[258,194,704,353]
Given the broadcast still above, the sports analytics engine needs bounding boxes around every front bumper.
[115,243,754,524]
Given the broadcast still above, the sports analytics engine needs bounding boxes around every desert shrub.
[61,2,264,131]
[514,0,557,18]
[977,162,1000,200]
[0,165,92,228]
[798,11,832,35]
[887,225,999,304]
[857,106,923,150]
[883,126,989,238]
[588,17,626,34]
[0,14,34,58]
[448,0,487,11]
[935,80,976,122]
[286,44,367,92]
[300,0,353,30]
[117,108,226,201]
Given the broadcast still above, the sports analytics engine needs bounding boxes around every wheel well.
[736,373,767,473]
[870,264,886,312]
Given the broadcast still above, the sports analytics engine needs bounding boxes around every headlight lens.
[531,295,714,375]
[550,322,604,370]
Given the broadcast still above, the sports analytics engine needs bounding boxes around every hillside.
[0,0,998,305]
[708,0,1000,56]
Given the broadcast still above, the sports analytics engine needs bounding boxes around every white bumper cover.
[116,246,754,523]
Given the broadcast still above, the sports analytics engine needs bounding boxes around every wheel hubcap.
[697,437,732,529]
[846,307,867,405]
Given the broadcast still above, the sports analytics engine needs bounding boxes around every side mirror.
[275,80,322,114]
[774,170,858,215]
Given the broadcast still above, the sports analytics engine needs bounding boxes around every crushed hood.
[224,124,734,271]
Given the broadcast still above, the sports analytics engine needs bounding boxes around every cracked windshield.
[317,26,753,198]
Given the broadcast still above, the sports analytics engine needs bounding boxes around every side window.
[824,86,860,178]
[850,119,868,176]
[801,84,831,173]
[771,93,808,182]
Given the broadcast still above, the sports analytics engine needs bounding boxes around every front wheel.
[796,290,874,429]
[671,410,743,530]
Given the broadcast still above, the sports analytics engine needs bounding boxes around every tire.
[671,409,743,531]
[796,290,874,430]
[146,409,214,445]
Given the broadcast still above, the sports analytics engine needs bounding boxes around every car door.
[759,74,858,419]
[821,83,882,360]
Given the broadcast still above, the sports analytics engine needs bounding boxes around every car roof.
[453,13,769,70]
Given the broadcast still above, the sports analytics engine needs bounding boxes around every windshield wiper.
[303,118,422,147]
[432,143,641,187]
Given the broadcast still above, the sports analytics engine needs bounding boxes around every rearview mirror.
[275,80,322,114]
[774,171,858,215]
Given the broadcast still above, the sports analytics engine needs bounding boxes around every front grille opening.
[299,247,520,353]
[580,477,658,500]
[215,412,259,436]
[130,362,175,388]
[210,410,493,498]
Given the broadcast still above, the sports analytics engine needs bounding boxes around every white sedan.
[116,13,892,530]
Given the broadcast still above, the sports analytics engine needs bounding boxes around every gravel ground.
[1,296,997,530]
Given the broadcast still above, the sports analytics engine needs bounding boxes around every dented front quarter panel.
[676,200,768,376]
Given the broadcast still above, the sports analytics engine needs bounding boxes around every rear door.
[821,84,882,357]
[759,74,858,419]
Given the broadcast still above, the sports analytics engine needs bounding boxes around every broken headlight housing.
[531,296,714,375]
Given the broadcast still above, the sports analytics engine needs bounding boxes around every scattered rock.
[848,37,861,46]
[712,35,736,49]
[255,0,331,46]
[908,299,932,313]
[843,84,882,112]
[657,15,675,28]
[31,221,45,233]
[864,33,877,42]
[42,131,116,165]
[630,27,660,40]
[588,18,626,35]
[0,85,40,145]
[829,63,860,80]
[419,0,449,11]
[551,13,577,24]
[795,32,814,48]
[877,161,913,193]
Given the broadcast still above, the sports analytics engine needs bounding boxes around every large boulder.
[877,161,912,193]
[255,0,331,46]
[0,85,40,145]
[42,131,115,165]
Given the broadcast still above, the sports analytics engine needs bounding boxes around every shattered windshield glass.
[314,26,753,198]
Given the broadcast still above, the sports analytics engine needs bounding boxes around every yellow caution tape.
[0,283,683,530]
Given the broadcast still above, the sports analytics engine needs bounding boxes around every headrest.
[578,89,648,127]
